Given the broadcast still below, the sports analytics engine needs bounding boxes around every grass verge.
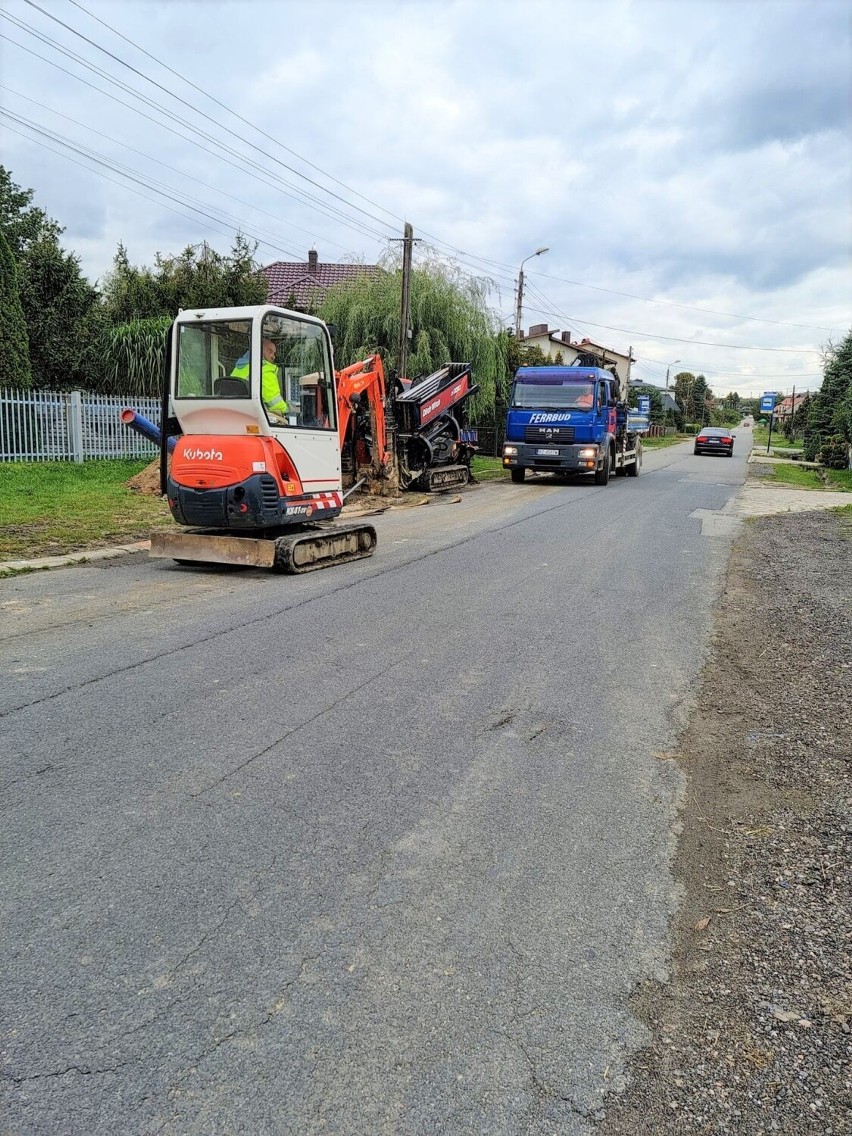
[761,462,852,492]
[642,434,691,449]
[471,455,509,481]
[824,467,852,492]
[751,425,801,451]
[0,459,171,562]
[763,463,824,490]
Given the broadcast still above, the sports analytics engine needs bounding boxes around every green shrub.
[819,435,850,470]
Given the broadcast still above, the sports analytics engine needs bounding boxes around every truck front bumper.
[502,442,599,473]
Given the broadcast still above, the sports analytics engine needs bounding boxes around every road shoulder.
[599,507,851,1134]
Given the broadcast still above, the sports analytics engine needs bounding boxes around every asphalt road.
[1,435,752,1135]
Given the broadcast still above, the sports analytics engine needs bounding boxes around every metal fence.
[0,389,162,463]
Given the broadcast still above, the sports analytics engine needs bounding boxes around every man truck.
[501,365,648,485]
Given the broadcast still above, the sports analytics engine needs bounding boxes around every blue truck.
[501,365,649,485]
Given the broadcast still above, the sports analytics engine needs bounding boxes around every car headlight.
[503,445,518,456]
[578,447,597,458]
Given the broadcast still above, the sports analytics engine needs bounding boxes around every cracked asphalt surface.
[2,434,823,1135]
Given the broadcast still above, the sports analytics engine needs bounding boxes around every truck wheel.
[510,468,526,483]
[594,449,611,486]
[627,444,642,477]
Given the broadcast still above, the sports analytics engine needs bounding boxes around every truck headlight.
[503,445,518,456]
[578,447,597,458]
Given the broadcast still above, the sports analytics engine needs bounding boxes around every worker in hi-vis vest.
[230,339,289,418]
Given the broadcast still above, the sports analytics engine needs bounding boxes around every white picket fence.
[0,389,162,462]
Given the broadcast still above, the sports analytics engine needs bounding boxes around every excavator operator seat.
[213,377,250,398]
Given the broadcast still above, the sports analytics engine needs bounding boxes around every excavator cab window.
[176,320,252,398]
[261,314,336,430]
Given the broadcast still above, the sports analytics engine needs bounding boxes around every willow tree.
[319,252,509,420]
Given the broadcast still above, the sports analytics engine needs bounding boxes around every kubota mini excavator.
[149,304,477,572]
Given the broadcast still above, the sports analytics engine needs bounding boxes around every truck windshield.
[511,378,595,410]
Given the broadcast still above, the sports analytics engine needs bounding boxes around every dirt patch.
[126,458,166,496]
[600,509,851,1136]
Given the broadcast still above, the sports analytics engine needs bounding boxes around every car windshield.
[699,428,729,436]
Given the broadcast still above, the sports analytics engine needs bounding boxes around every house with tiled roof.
[773,392,810,420]
[261,249,382,311]
[518,324,635,388]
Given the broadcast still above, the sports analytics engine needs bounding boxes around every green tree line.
[1,164,849,459]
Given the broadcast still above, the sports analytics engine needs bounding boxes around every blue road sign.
[637,395,651,416]
[760,393,777,414]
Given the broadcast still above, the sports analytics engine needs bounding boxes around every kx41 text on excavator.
[149,304,478,573]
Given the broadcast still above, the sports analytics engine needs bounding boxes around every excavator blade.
[150,530,277,567]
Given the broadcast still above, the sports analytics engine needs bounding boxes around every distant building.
[626,382,681,415]
[261,248,381,311]
[773,392,810,420]
[517,325,635,388]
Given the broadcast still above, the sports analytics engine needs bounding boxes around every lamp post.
[665,358,681,390]
[514,246,549,336]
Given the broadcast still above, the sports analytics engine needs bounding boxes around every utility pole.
[514,247,549,337]
[397,222,414,382]
[514,267,525,338]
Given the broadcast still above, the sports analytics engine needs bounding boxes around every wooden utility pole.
[398,222,414,381]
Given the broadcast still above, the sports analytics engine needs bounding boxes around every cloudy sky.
[1,0,850,397]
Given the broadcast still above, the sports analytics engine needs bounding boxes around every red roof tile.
[261,250,381,310]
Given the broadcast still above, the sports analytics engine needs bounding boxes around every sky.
[1,0,850,398]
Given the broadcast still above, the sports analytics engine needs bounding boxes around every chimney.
[529,323,548,337]
[561,330,572,344]
[308,248,318,275]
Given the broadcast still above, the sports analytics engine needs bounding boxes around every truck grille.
[524,425,574,444]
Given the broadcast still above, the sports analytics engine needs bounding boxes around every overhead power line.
[526,269,845,334]
[6,2,841,356]
[1,84,361,257]
[65,0,406,229]
[0,29,391,245]
[20,0,400,236]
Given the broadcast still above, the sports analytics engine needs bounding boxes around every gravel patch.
[599,506,852,1136]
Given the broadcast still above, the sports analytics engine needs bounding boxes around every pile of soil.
[126,458,166,496]
[601,507,851,1135]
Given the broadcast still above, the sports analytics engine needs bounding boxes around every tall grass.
[92,317,172,398]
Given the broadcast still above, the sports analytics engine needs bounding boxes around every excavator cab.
[161,305,349,535]
[171,307,336,431]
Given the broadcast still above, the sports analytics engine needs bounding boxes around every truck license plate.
[536,448,559,456]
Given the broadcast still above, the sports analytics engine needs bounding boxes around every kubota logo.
[184,447,223,461]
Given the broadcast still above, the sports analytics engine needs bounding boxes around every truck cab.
[502,366,646,485]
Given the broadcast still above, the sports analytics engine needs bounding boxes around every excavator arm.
[335,354,393,477]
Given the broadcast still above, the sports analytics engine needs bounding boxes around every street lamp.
[665,358,681,390]
[514,246,549,336]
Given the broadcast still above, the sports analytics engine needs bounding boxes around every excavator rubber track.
[150,522,377,573]
[273,522,377,573]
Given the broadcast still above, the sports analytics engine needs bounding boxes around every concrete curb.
[0,541,150,576]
